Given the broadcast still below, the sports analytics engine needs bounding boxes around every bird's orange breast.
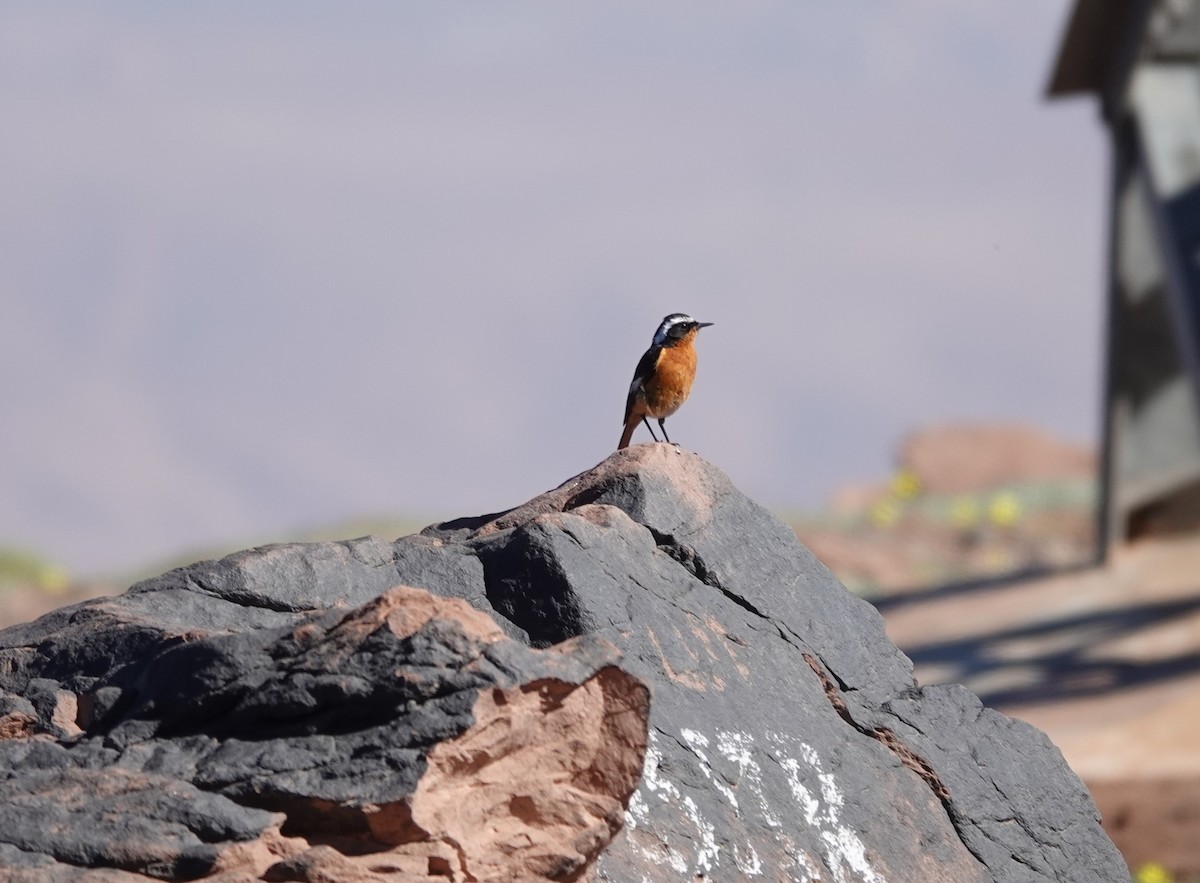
[643,337,697,418]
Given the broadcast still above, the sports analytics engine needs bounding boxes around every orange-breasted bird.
[618,313,713,450]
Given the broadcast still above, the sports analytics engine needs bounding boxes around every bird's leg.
[642,417,661,442]
[658,418,676,445]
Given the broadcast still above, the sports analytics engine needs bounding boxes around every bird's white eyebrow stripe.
[652,313,694,346]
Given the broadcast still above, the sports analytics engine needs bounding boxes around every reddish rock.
[900,423,1096,494]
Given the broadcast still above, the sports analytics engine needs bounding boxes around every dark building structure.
[1050,0,1200,553]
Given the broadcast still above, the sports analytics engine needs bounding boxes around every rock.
[807,423,1099,592]
[0,587,649,881]
[899,423,1096,495]
[0,446,1125,881]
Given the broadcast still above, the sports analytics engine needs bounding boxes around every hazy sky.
[2,2,1107,576]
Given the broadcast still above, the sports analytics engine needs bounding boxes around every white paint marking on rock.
[625,732,693,874]
[621,727,885,883]
[734,842,764,876]
[640,732,681,803]
[683,794,720,871]
[716,728,782,829]
[771,732,885,883]
[790,845,823,883]
[780,757,822,825]
[682,727,740,812]
[625,787,649,829]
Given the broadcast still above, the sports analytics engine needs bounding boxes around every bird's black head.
[652,313,714,346]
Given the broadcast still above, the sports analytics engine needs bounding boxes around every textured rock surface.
[0,587,648,881]
[0,445,1125,881]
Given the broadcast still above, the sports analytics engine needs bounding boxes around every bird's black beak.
[695,321,714,329]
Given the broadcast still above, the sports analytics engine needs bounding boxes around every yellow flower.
[890,468,922,500]
[38,565,70,594]
[1134,862,1174,883]
[988,491,1021,527]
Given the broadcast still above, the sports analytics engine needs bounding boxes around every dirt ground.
[882,533,1200,878]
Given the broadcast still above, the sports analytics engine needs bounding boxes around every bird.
[618,313,713,450]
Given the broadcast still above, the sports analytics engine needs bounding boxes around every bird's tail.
[618,418,636,450]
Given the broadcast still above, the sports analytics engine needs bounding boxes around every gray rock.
[0,446,1125,881]
[0,585,649,880]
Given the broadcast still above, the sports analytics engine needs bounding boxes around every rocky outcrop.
[0,446,1125,881]
[810,423,1098,591]
[899,423,1096,495]
[0,586,647,881]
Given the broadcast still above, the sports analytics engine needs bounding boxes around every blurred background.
[1,2,1103,579]
[11,2,1200,879]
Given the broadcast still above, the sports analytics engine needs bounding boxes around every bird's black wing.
[623,345,661,425]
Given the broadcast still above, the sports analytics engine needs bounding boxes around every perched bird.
[618,313,714,450]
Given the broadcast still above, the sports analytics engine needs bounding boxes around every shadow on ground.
[898,594,1200,707]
